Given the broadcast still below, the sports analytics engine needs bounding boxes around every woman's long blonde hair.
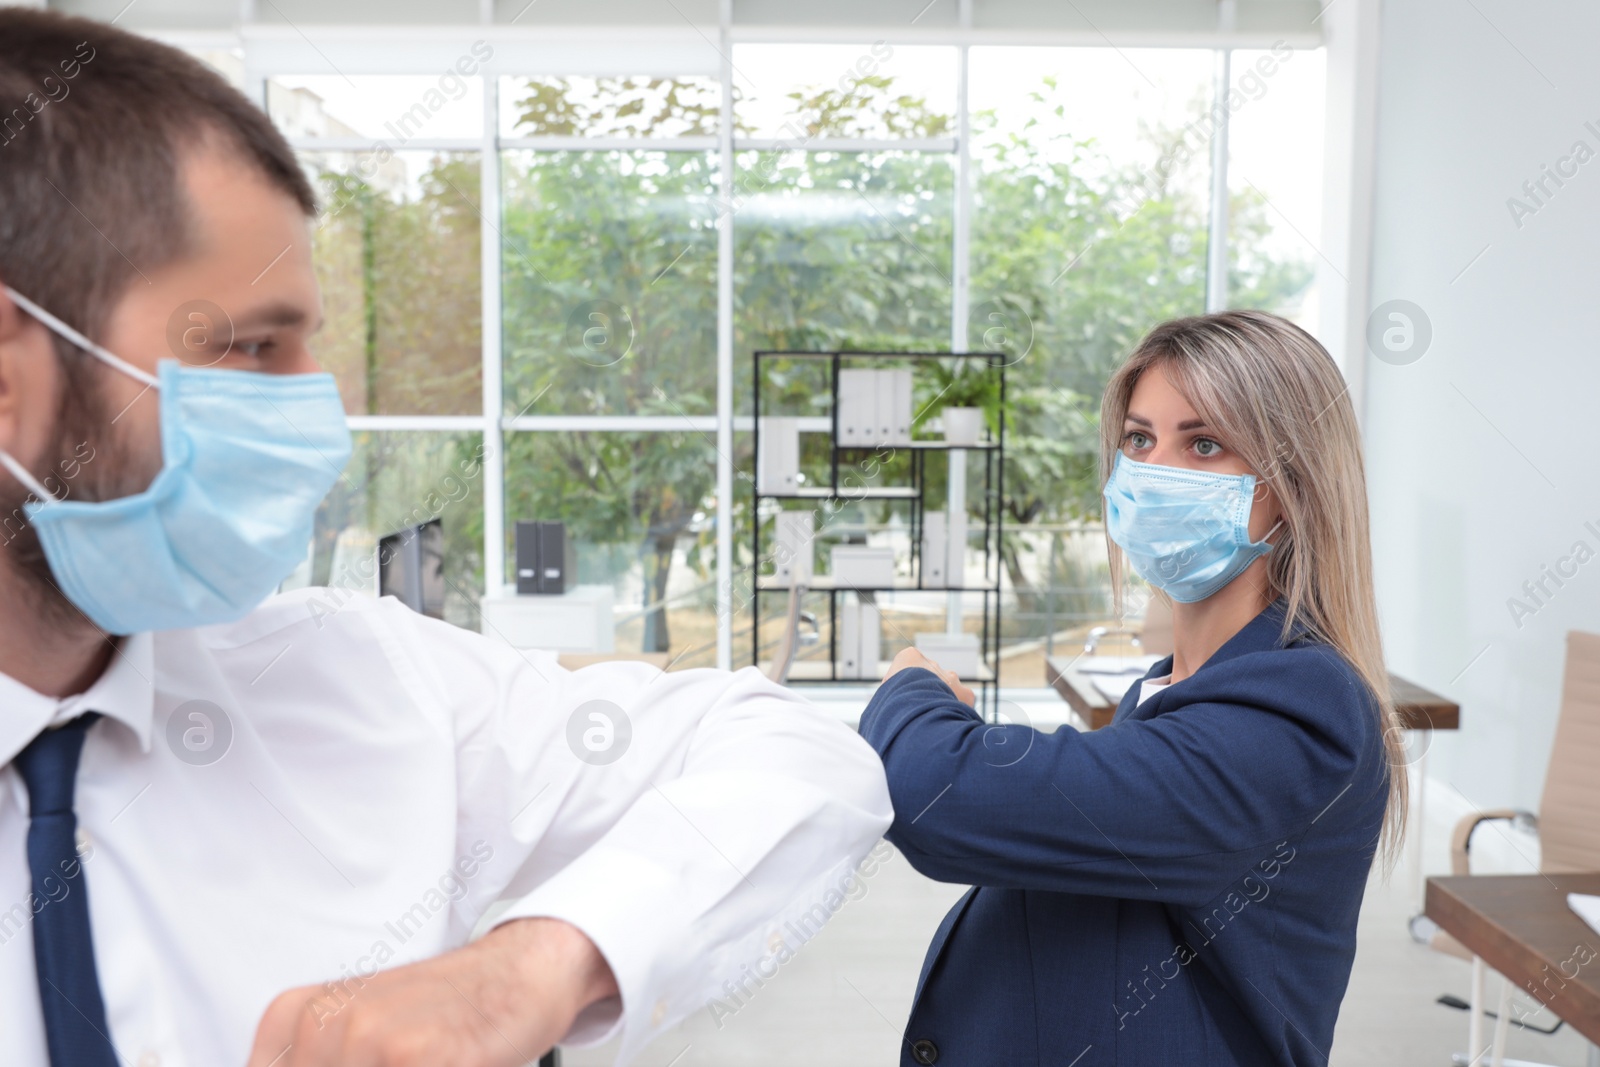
[1099,310,1406,872]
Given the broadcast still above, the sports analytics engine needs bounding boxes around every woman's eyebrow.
[1125,413,1211,431]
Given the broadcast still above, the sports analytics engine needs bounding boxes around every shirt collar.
[0,632,155,766]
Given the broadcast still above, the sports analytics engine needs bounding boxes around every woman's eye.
[1194,437,1223,457]
[1124,430,1150,450]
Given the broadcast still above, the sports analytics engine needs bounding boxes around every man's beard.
[0,360,141,635]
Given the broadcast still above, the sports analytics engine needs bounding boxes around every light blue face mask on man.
[1102,449,1285,604]
[0,286,352,635]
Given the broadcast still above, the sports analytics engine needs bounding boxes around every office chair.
[764,570,819,684]
[1409,629,1600,1067]
[1082,589,1175,660]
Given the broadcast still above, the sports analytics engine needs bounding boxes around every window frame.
[240,19,1328,672]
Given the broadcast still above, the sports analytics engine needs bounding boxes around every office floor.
[559,715,1595,1067]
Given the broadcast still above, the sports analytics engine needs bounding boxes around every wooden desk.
[1044,659,1461,733]
[1043,657,1119,730]
[1426,873,1600,1045]
[1043,657,1119,728]
[1390,673,1462,730]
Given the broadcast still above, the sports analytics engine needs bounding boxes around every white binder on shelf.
[920,510,947,588]
[758,416,800,494]
[858,602,881,679]
[774,510,814,583]
[872,369,893,446]
[831,545,896,588]
[915,631,981,678]
[837,597,881,680]
[839,599,862,679]
[885,368,913,445]
[837,369,876,446]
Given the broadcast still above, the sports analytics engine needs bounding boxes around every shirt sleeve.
[374,601,893,1066]
[858,661,1385,908]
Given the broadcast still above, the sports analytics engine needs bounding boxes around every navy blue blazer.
[858,597,1388,1067]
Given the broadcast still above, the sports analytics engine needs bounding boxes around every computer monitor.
[379,518,445,618]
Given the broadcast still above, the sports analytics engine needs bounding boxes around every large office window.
[253,31,1329,681]
[270,75,490,630]
[732,43,956,384]
[303,149,483,417]
[500,147,719,416]
[967,47,1217,682]
[1225,48,1327,327]
[495,77,722,664]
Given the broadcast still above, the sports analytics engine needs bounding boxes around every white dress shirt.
[0,588,893,1067]
[1136,674,1173,706]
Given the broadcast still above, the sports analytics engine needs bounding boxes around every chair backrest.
[1538,629,1600,873]
[1140,593,1175,658]
[764,573,808,684]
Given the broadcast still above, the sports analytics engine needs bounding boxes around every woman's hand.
[881,646,977,707]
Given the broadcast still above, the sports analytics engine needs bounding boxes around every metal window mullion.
[725,25,1318,48]
[287,136,486,153]
[1205,2,1235,313]
[734,136,957,153]
[946,35,973,637]
[715,0,735,670]
[502,415,719,432]
[951,43,971,352]
[481,74,507,598]
[500,135,719,152]
[346,415,490,432]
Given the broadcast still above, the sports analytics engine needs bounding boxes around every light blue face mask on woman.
[0,287,352,635]
[1102,449,1284,604]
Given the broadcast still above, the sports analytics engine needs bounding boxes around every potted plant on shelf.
[913,360,1001,445]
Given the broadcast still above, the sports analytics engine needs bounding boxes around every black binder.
[515,520,567,595]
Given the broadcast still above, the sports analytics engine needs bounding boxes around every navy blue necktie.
[14,712,119,1067]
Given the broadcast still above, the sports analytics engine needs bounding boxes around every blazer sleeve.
[858,659,1383,908]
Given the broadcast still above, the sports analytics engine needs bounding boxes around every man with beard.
[0,11,892,1067]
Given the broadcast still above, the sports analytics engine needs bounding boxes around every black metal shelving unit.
[750,349,1005,719]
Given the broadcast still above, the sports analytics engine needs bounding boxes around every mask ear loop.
[3,286,161,389]
[0,447,58,505]
[0,287,165,506]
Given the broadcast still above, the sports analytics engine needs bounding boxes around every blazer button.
[910,1038,939,1065]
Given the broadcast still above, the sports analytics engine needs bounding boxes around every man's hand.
[881,647,976,707]
[247,917,618,1067]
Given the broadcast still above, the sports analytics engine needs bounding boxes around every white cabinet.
[478,584,615,652]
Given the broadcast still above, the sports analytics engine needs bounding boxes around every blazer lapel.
[1112,596,1307,724]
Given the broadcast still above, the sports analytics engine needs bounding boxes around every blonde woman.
[860,310,1405,1067]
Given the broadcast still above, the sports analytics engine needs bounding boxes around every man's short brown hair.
[0,9,317,628]
[0,8,315,350]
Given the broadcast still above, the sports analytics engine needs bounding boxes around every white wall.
[1365,0,1600,814]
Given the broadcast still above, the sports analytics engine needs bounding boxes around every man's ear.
[0,286,30,454]
[0,284,62,464]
